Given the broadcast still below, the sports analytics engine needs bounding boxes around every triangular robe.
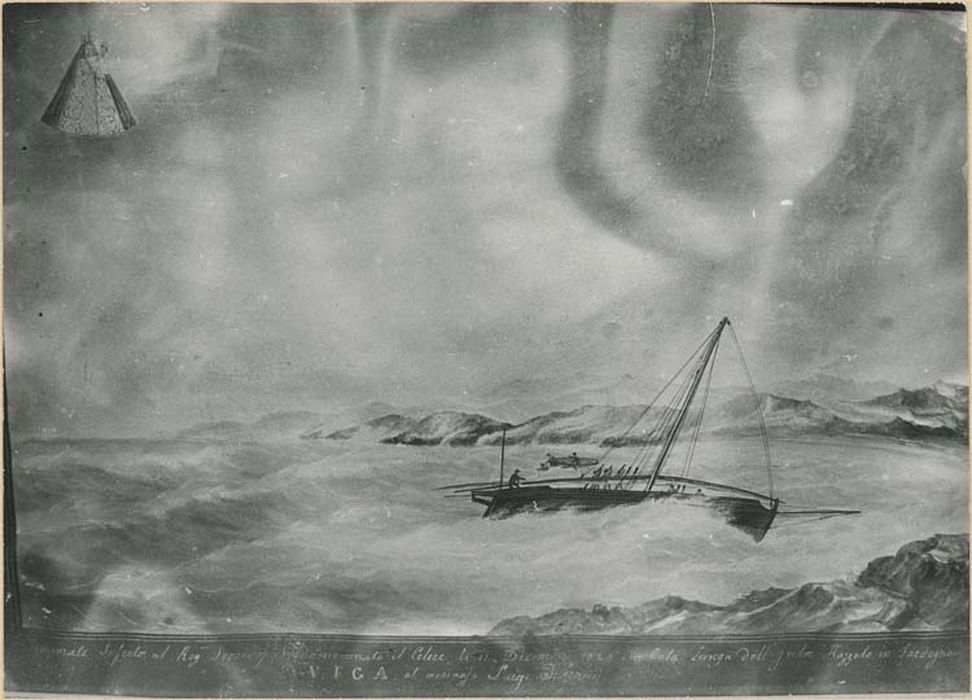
[42,34,136,136]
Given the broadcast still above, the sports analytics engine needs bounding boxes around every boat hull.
[471,486,779,542]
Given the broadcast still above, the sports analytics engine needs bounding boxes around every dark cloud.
[3,4,966,437]
[399,4,541,76]
[641,5,763,203]
[768,12,967,366]
[555,4,638,235]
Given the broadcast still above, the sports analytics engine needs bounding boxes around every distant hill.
[866,383,967,415]
[316,383,969,446]
[854,382,968,438]
[298,401,405,440]
[170,382,967,446]
[708,387,968,441]
[380,411,512,447]
[484,405,669,446]
[489,534,969,635]
[325,411,512,447]
[323,414,418,443]
[705,393,853,436]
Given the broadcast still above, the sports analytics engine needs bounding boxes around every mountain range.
[314,382,968,447]
[488,533,969,635]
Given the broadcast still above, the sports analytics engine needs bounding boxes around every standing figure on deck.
[508,469,523,489]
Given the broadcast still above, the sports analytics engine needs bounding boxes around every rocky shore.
[490,534,969,635]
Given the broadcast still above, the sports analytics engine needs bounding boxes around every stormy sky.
[3,3,967,437]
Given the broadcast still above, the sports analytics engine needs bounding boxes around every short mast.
[499,428,506,488]
[645,317,729,493]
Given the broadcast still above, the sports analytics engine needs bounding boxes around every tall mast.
[645,317,729,493]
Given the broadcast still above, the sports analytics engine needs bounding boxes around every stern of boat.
[706,495,779,542]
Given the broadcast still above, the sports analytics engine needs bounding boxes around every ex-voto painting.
[3,3,968,697]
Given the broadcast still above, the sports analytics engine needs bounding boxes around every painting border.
[3,0,969,697]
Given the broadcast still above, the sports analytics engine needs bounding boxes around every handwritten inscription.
[20,633,967,695]
[688,642,814,671]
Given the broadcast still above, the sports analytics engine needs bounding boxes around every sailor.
[615,466,628,489]
[508,469,523,489]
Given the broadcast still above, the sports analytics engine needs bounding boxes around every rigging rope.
[680,337,718,480]
[593,318,776,502]
[643,320,725,492]
[726,322,774,499]
[596,325,718,464]
[631,349,703,481]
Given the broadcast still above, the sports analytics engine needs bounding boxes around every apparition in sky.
[41,32,136,136]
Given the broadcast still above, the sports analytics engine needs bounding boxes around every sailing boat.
[441,317,857,542]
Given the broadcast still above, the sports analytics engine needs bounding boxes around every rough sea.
[12,434,968,635]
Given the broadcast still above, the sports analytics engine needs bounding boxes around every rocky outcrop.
[489,534,969,636]
[856,534,969,630]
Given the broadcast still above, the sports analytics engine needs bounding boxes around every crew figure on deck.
[508,469,523,488]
